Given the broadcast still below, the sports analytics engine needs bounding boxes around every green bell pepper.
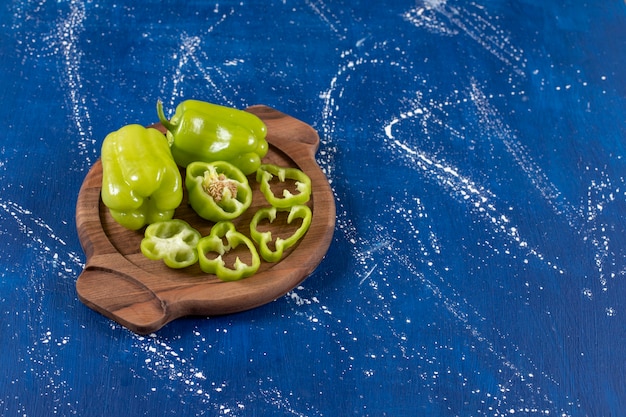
[256,164,312,208]
[186,161,253,222]
[250,205,312,262]
[197,221,261,281]
[140,219,201,269]
[157,99,269,175]
[101,124,183,230]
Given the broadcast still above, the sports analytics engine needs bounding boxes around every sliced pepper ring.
[256,164,312,208]
[197,221,260,281]
[250,205,312,263]
[186,161,253,222]
[140,219,201,269]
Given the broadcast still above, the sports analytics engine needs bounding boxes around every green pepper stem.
[156,100,176,132]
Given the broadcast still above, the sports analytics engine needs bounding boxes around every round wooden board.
[75,105,335,334]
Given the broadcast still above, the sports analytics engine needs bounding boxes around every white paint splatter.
[305,0,346,38]
[41,0,95,169]
[162,7,239,108]
[386,130,563,273]
[403,1,526,76]
[0,197,84,276]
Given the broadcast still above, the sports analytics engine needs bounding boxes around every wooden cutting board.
[75,105,336,334]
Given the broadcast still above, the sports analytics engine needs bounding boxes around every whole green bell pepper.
[140,219,201,269]
[186,161,253,222]
[157,100,269,175]
[197,221,261,281]
[256,164,312,208]
[249,205,312,262]
[101,124,183,230]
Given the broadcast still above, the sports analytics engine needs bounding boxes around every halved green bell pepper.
[197,221,260,281]
[250,205,312,262]
[101,124,183,230]
[157,100,268,175]
[140,219,201,269]
[256,164,312,208]
[186,161,253,222]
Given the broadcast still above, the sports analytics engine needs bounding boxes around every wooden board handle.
[77,264,168,333]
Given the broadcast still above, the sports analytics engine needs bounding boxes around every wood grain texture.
[75,105,335,334]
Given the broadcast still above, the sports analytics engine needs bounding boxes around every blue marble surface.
[1,0,625,415]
